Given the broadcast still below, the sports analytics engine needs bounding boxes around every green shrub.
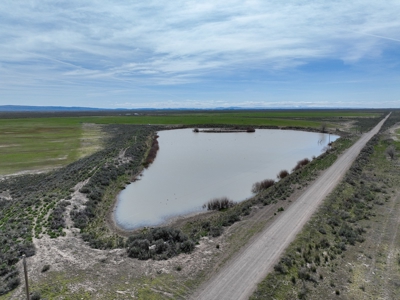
[274,263,287,274]
[31,291,41,300]
[126,227,195,260]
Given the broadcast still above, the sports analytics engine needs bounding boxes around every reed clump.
[205,197,236,211]
[143,135,159,167]
[292,158,310,171]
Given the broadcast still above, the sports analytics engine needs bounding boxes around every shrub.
[298,268,311,281]
[252,179,275,193]
[386,145,395,159]
[274,263,287,274]
[319,238,330,249]
[6,277,20,290]
[221,212,241,226]
[281,256,293,268]
[49,201,69,230]
[31,291,41,300]
[41,264,50,273]
[126,227,195,260]
[205,197,236,211]
[180,240,195,253]
[209,226,223,237]
[292,158,311,171]
[277,170,289,179]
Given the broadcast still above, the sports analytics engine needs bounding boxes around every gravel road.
[192,114,390,300]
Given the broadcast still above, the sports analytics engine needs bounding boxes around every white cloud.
[0,0,400,107]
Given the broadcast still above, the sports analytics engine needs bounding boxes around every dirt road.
[192,114,390,300]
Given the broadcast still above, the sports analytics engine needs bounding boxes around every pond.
[114,128,339,230]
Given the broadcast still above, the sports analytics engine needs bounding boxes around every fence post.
[22,254,30,300]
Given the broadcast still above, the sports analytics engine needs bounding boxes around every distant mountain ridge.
[0,105,369,112]
[0,105,108,112]
[0,105,268,112]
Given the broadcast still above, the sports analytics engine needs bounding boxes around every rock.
[98,255,107,262]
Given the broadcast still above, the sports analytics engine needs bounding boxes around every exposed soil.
[8,221,225,299]
[388,122,400,141]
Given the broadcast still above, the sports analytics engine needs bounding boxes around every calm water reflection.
[115,129,338,229]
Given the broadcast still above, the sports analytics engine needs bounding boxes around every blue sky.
[1,0,399,109]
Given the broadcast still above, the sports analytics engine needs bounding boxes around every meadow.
[0,118,96,175]
[0,110,384,176]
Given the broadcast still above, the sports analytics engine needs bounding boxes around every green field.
[0,119,80,175]
[76,110,382,125]
[0,110,383,175]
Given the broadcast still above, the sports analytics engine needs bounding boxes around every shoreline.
[106,126,344,237]
[108,194,214,236]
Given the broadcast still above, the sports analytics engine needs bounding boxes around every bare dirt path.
[192,114,390,300]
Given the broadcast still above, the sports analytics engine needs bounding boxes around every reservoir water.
[115,129,339,230]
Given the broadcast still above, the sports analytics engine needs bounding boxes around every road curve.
[192,114,390,300]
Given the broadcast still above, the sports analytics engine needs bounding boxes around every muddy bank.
[108,203,214,237]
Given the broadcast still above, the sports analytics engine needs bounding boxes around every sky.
[1,1,400,109]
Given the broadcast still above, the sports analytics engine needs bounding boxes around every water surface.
[115,129,338,229]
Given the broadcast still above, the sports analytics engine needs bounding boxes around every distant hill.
[0,105,368,112]
[0,105,109,112]
[0,105,263,112]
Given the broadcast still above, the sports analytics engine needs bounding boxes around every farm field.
[0,109,398,299]
[0,119,103,176]
[0,110,385,176]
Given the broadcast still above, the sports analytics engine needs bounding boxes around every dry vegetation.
[251,179,275,194]
[204,197,236,211]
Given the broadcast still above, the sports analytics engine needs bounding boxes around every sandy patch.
[388,122,400,141]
